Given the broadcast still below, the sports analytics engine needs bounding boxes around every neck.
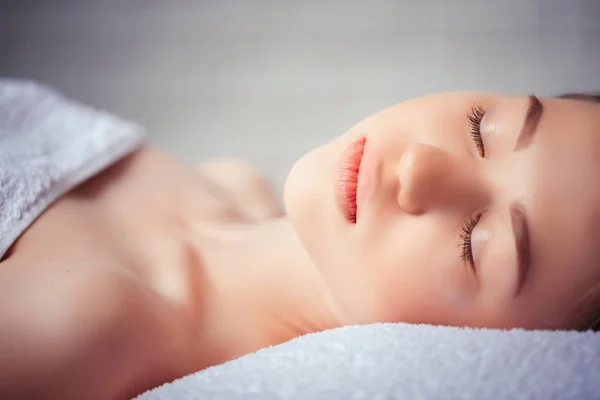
[198,217,342,359]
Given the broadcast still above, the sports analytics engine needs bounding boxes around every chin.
[284,141,345,267]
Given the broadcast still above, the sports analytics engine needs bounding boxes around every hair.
[557,92,600,331]
[558,92,600,103]
[571,286,600,331]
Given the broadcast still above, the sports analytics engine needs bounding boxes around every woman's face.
[284,92,600,330]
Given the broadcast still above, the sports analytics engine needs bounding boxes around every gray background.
[1,0,599,191]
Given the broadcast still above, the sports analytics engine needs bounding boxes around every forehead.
[531,96,600,211]
[523,97,600,314]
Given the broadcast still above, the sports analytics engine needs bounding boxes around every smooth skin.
[285,92,600,331]
[1,92,600,399]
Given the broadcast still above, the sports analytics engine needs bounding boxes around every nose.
[396,143,480,214]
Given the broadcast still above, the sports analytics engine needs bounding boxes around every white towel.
[137,323,600,400]
[0,79,144,258]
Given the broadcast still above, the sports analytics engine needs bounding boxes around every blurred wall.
[1,0,599,190]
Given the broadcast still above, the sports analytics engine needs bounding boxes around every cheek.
[326,225,472,326]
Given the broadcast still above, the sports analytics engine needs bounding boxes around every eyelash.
[459,213,482,269]
[460,104,486,271]
[467,104,486,157]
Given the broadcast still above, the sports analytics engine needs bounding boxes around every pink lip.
[356,139,378,217]
[335,136,371,223]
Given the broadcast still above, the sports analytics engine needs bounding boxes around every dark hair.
[558,92,600,103]
[558,92,600,331]
[571,288,600,331]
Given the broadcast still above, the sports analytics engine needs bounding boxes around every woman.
[0,80,599,399]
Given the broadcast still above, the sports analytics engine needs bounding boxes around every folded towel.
[137,323,600,400]
[0,79,144,258]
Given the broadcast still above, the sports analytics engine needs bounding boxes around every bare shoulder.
[195,158,284,222]
[0,257,183,400]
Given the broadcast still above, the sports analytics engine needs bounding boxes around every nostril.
[396,163,423,215]
[397,186,424,215]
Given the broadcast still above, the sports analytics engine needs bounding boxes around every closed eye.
[467,104,486,157]
[459,212,482,273]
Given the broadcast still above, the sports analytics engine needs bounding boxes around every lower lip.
[335,136,366,223]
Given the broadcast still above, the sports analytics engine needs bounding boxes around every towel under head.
[0,79,145,258]
[137,322,600,400]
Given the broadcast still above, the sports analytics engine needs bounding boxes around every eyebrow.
[510,203,531,296]
[514,95,544,151]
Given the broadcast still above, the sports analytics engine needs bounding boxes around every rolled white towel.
[0,79,145,258]
[137,323,600,400]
